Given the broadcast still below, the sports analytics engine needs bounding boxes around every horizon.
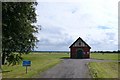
[33,50,119,52]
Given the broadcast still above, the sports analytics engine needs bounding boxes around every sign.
[23,60,31,66]
[22,60,31,74]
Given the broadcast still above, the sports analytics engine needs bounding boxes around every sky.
[34,0,119,51]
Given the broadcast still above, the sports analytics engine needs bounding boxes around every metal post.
[26,66,27,74]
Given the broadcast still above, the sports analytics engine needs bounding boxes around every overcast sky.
[34,0,119,51]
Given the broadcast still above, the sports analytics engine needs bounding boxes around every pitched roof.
[69,37,91,49]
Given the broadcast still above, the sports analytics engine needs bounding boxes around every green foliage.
[2,2,38,65]
[6,53,23,66]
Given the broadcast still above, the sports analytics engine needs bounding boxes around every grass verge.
[88,62,118,78]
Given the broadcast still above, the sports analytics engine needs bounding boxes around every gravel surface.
[34,59,119,78]
[35,59,91,78]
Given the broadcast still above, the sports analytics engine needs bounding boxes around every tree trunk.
[2,52,6,65]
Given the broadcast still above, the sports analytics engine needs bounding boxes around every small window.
[79,42,81,45]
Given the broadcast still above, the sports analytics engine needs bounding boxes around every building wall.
[70,47,90,58]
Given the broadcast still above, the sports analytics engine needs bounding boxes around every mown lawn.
[90,53,119,60]
[2,53,69,78]
[88,62,118,78]
[89,53,119,78]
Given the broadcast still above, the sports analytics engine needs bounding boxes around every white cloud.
[34,0,119,51]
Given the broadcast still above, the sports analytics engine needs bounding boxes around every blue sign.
[23,60,31,66]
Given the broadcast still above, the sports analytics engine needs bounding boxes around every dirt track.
[34,59,119,78]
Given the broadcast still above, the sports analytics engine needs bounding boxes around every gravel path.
[34,59,119,78]
[35,59,91,78]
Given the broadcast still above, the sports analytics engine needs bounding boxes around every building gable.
[69,37,91,48]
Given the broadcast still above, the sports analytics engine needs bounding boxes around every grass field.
[90,53,119,60]
[2,53,69,78]
[2,52,119,78]
[89,53,119,78]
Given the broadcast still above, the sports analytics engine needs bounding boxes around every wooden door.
[77,49,83,59]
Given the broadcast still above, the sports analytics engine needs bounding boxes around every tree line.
[91,50,120,53]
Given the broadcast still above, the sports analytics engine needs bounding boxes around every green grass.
[2,53,119,78]
[90,53,118,60]
[88,62,118,78]
[2,53,69,78]
[89,53,119,78]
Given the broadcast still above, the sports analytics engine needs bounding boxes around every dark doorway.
[77,49,83,59]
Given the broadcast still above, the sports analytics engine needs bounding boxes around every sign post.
[26,66,27,74]
[22,60,31,74]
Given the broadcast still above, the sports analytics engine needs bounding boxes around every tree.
[2,2,38,65]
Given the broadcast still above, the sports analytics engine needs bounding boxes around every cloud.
[34,0,119,51]
[34,34,73,51]
[97,26,111,29]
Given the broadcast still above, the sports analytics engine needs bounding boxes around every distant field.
[90,53,119,60]
[2,53,69,78]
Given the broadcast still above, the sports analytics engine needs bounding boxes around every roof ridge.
[69,37,91,48]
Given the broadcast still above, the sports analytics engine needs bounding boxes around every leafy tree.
[2,2,38,65]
